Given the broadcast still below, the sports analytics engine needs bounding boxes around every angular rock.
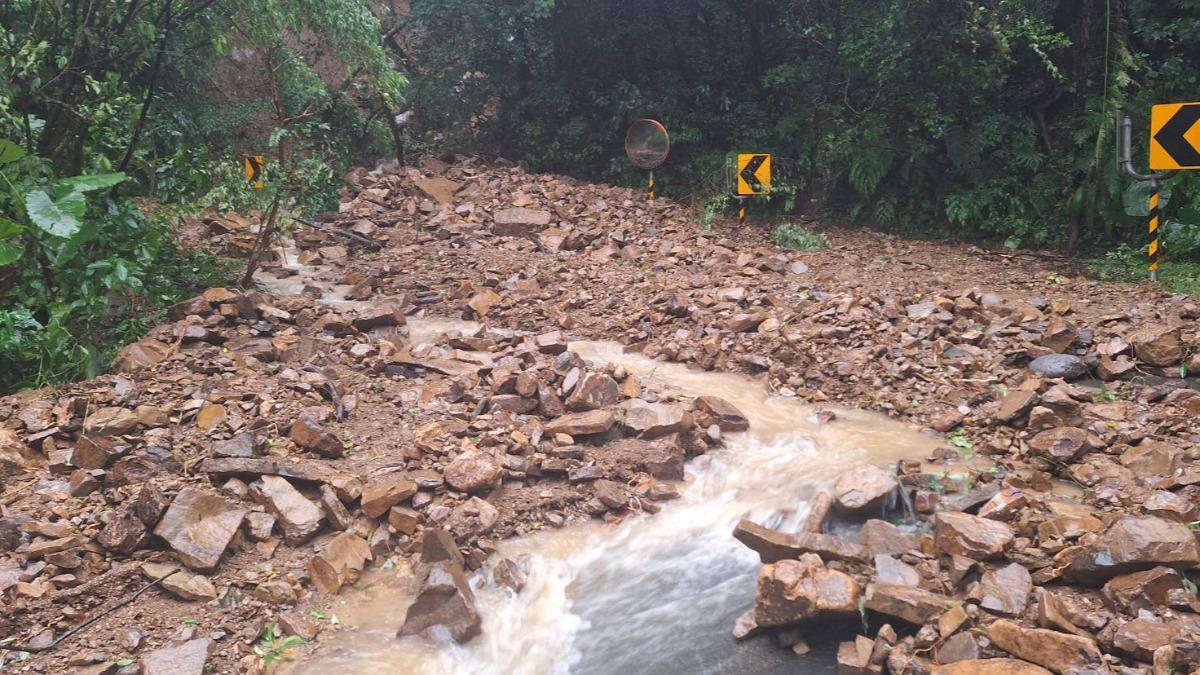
[113,339,172,373]
[444,451,503,494]
[419,528,464,566]
[83,407,138,435]
[1102,566,1188,614]
[734,519,868,563]
[864,583,956,625]
[618,400,694,439]
[289,418,344,458]
[986,620,1103,675]
[934,512,1013,560]
[140,638,213,675]
[321,485,354,531]
[1028,428,1088,463]
[445,496,499,540]
[492,207,552,236]
[97,509,149,554]
[142,563,217,602]
[251,475,323,545]
[857,519,921,556]
[833,464,899,512]
[309,532,372,594]
[1130,325,1183,367]
[361,475,418,518]
[1028,354,1087,380]
[1112,618,1181,662]
[932,660,1052,675]
[543,409,616,436]
[398,561,482,643]
[565,372,622,412]
[693,396,750,432]
[996,390,1038,423]
[973,563,1032,617]
[1065,515,1200,585]
[754,553,861,627]
[153,487,248,572]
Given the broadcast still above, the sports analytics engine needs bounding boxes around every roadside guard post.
[624,120,670,201]
[1119,106,1200,281]
[734,153,771,222]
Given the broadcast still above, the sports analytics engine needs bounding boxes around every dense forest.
[2,0,1200,390]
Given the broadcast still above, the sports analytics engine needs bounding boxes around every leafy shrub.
[771,223,830,252]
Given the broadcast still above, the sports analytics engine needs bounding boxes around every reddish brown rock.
[1027,428,1088,462]
[1065,515,1200,585]
[360,475,418,518]
[754,553,861,627]
[857,519,921,556]
[996,390,1038,423]
[398,561,482,643]
[977,489,1028,521]
[693,396,750,432]
[973,563,1032,617]
[153,487,247,572]
[864,583,957,625]
[543,410,616,436]
[932,660,1052,675]
[444,450,503,494]
[565,372,621,412]
[986,620,1103,675]
[309,532,372,594]
[733,519,868,563]
[1130,324,1183,367]
[251,475,323,545]
[934,512,1013,560]
[618,400,694,439]
[1112,618,1181,662]
[1102,567,1188,614]
[833,464,899,512]
[289,418,344,458]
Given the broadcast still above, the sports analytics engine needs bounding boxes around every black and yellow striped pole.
[737,196,747,223]
[648,171,655,201]
[1148,181,1162,281]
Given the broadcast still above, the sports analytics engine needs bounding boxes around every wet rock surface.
[2,156,1199,674]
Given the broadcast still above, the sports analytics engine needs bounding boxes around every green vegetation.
[0,0,405,392]
[946,431,974,461]
[254,622,305,671]
[771,223,830,252]
[405,0,1200,256]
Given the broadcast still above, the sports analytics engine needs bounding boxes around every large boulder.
[864,583,957,625]
[251,475,323,545]
[398,561,482,643]
[693,396,750,432]
[753,553,861,627]
[986,620,1103,675]
[932,660,1052,675]
[153,488,247,572]
[1028,354,1087,380]
[934,512,1013,560]
[565,373,622,412]
[734,519,867,563]
[618,400,693,439]
[444,451,504,495]
[543,410,616,436]
[492,208,552,236]
[1065,515,1200,585]
[140,638,213,675]
[833,464,899,512]
[1130,324,1184,367]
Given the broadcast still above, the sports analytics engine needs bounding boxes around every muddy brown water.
[259,246,943,675]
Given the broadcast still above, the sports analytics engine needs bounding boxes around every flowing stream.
[258,243,943,674]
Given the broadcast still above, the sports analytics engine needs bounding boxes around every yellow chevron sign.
[736,154,771,195]
[1150,103,1200,170]
[243,155,265,190]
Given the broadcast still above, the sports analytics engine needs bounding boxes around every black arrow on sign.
[1155,104,1200,168]
[247,157,263,185]
[740,154,767,193]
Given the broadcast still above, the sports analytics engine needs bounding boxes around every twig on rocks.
[0,569,178,653]
[302,365,346,421]
[291,217,381,251]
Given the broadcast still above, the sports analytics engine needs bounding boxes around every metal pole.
[1118,115,1172,281]
[648,170,655,201]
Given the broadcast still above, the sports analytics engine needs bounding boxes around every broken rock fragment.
[251,475,323,545]
[833,464,899,512]
[753,553,861,627]
[398,561,482,643]
[934,512,1013,560]
[1065,515,1200,585]
[153,487,247,572]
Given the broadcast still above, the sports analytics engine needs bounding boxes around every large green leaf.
[25,189,86,238]
[51,172,127,194]
[0,217,23,240]
[0,241,22,265]
[0,139,25,165]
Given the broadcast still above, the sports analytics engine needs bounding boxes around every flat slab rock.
[153,487,247,572]
[140,638,213,675]
[1065,515,1200,585]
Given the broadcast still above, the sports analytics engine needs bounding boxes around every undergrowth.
[771,222,830,252]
